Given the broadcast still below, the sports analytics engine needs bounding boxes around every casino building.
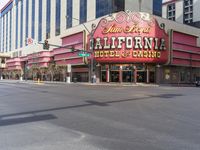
[0,0,200,84]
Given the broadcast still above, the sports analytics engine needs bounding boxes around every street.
[0,82,200,150]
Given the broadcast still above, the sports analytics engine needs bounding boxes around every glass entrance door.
[110,71,119,82]
[122,71,132,82]
[137,71,147,82]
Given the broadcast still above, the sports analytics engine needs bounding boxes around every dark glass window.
[25,0,29,45]
[5,14,8,52]
[2,16,4,52]
[55,0,61,36]
[0,17,1,52]
[183,0,193,24]
[153,0,162,16]
[10,9,12,51]
[38,0,42,41]
[46,0,51,39]
[20,0,23,47]
[80,0,87,24]
[15,2,18,49]
[96,0,124,18]
[167,3,175,21]
[31,0,35,38]
[67,0,72,28]
[112,0,124,12]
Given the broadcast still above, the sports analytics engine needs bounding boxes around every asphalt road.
[0,81,200,150]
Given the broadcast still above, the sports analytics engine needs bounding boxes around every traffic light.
[43,40,49,50]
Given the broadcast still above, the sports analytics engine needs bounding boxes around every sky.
[0,0,10,11]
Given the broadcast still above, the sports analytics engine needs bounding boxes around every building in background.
[0,0,163,54]
[162,0,200,28]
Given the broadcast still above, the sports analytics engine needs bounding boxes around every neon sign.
[90,11,169,63]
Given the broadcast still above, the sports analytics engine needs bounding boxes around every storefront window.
[110,65,120,82]
[149,72,155,83]
[122,65,132,70]
[122,65,132,82]
[110,65,120,70]
[137,71,146,82]
[164,69,170,80]
[101,65,106,71]
[101,71,106,82]
[136,64,145,70]
[180,71,185,82]
[122,71,132,82]
[110,71,119,82]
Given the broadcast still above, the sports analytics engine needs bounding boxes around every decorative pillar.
[146,66,149,83]
[106,65,109,83]
[119,65,122,83]
[133,65,137,83]
[95,64,101,83]
[156,64,161,84]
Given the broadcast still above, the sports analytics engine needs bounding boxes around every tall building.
[0,0,162,54]
[162,0,200,28]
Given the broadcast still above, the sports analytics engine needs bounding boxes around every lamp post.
[139,0,142,12]
[68,16,96,83]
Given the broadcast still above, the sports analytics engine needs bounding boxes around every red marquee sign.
[89,11,169,64]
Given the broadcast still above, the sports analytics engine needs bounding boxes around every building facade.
[0,0,200,84]
[0,0,163,81]
[89,11,200,84]
[0,0,162,54]
[162,0,200,28]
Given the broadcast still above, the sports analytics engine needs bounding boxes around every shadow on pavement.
[0,93,183,126]
[0,114,57,127]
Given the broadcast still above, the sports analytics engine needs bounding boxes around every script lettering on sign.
[89,11,169,63]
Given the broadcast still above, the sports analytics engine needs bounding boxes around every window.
[55,0,61,36]
[80,0,87,24]
[9,9,12,51]
[183,0,193,24]
[96,0,124,18]
[25,0,29,45]
[20,0,23,48]
[167,3,175,21]
[66,0,72,28]
[1,58,5,64]
[46,0,51,39]
[38,0,42,41]
[0,17,1,52]
[2,16,5,52]
[180,71,185,82]
[6,13,8,52]
[112,0,124,12]
[31,0,35,39]
[15,2,18,49]
[153,0,162,16]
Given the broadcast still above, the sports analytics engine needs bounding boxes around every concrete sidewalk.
[1,79,197,87]
[0,79,160,87]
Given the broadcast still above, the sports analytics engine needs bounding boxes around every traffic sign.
[26,38,37,45]
[78,53,90,57]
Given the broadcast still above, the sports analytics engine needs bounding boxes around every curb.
[0,79,159,87]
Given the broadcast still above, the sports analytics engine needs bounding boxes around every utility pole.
[70,17,96,83]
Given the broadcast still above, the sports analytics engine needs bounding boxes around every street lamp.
[67,16,96,83]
